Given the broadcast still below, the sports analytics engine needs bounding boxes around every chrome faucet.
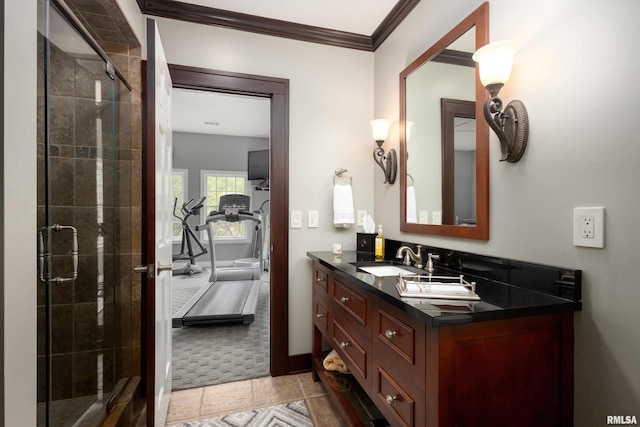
[395,244,423,268]
[426,253,440,274]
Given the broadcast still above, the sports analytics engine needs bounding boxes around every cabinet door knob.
[340,296,350,303]
[339,341,350,349]
[316,313,325,318]
[385,395,397,405]
[384,330,397,339]
[316,277,324,283]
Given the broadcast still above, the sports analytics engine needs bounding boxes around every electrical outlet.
[574,207,604,248]
[357,210,367,226]
[581,215,595,238]
[308,210,319,228]
[290,210,302,229]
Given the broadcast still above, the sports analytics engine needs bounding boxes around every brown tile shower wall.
[66,0,144,384]
[61,0,143,379]
[99,40,143,380]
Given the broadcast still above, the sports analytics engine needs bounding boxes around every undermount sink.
[356,265,416,277]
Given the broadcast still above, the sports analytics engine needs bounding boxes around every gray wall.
[2,0,38,423]
[173,131,269,261]
[374,0,640,422]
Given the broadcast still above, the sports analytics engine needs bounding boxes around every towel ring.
[333,168,352,185]
[407,173,415,186]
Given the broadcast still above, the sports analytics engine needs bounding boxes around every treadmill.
[172,195,263,327]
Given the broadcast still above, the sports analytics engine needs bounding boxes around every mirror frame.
[399,2,489,240]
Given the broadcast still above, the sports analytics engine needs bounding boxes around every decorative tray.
[396,273,481,301]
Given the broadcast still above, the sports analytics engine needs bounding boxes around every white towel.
[333,184,354,228]
[406,185,417,223]
[405,281,471,296]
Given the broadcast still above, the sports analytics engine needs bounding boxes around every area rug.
[171,270,270,390]
[167,400,312,427]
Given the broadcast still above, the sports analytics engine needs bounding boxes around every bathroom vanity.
[308,248,581,427]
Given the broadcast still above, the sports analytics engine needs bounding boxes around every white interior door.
[147,18,173,427]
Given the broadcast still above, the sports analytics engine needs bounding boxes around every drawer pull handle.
[385,395,397,405]
[340,296,350,303]
[339,341,350,349]
[316,313,325,318]
[384,330,397,339]
[316,277,325,283]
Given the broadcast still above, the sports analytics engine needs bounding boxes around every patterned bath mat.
[168,400,312,427]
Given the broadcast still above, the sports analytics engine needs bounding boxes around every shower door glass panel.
[37,1,126,425]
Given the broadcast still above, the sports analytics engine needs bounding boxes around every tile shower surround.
[36,31,141,404]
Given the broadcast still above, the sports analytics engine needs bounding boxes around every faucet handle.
[426,252,440,274]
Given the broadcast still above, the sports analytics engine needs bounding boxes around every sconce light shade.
[405,121,414,142]
[473,41,519,90]
[370,119,391,142]
[369,119,397,184]
[473,41,529,163]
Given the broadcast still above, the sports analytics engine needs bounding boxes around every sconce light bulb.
[473,41,519,87]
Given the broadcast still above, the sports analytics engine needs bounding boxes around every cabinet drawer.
[333,278,367,326]
[314,298,329,333]
[314,265,330,296]
[331,319,368,380]
[377,308,417,364]
[376,367,418,427]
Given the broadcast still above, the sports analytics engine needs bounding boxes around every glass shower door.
[37,0,130,425]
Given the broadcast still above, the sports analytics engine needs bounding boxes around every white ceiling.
[172,89,270,138]
[178,0,399,34]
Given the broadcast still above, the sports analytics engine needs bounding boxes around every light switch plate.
[290,210,302,229]
[308,210,319,228]
[573,207,604,248]
[432,211,442,225]
[419,211,429,224]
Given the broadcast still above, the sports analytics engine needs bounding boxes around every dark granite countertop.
[308,250,582,327]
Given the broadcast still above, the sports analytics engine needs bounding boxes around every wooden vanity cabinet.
[311,261,574,427]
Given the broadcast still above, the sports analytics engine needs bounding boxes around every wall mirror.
[400,2,489,240]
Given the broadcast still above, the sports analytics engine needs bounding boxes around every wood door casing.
[143,64,290,378]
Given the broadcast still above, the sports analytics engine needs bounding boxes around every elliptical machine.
[172,196,207,276]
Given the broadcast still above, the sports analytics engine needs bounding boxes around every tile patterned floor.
[165,373,344,426]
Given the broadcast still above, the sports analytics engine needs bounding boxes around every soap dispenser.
[375,225,385,262]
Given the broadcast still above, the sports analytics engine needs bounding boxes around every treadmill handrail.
[195,212,261,232]
[206,211,261,223]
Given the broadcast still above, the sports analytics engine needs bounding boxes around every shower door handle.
[38,224,78,284]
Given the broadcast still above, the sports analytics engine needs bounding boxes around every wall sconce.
[473,41,529,163]
[370,119,397,184]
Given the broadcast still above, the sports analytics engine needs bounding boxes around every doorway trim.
[168,64,290,376]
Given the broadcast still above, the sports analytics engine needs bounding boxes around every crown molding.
[371,0,420,50]
[137,0,420,51]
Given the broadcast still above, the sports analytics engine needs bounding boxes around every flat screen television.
[247,149,269,181]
